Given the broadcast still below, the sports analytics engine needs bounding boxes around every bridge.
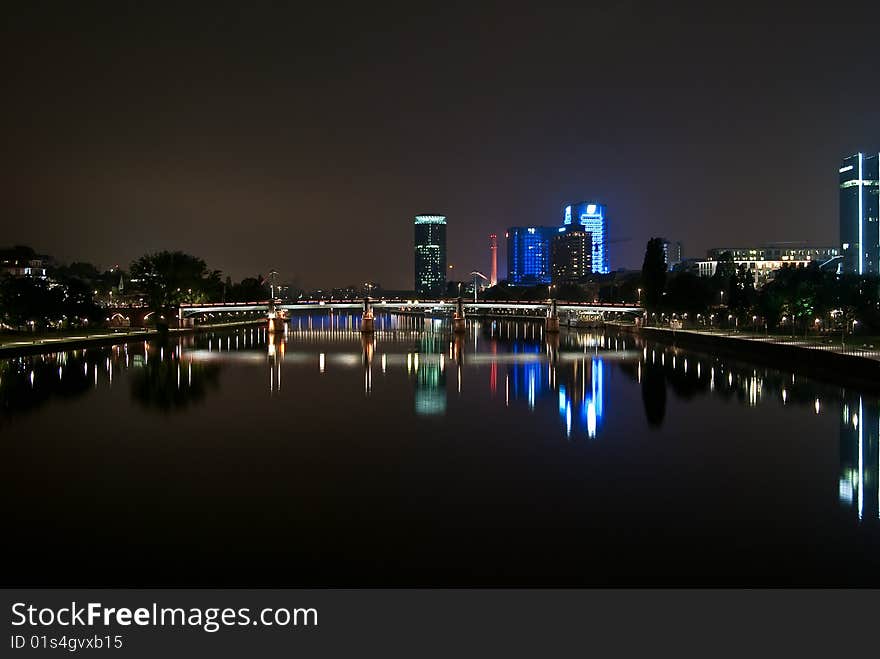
[178,299,643,318]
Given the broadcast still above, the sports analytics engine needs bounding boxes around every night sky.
[3,1,879,288]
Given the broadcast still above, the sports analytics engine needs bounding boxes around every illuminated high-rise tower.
[551,226,592,285]
[563,202,609,273]
[840,153,880,275]
[506,226,557,285]
[489,233,498,286]
[414,214,447,297]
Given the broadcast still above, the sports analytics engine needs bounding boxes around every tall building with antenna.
[489,233,498,286]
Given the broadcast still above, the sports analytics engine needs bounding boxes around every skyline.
[7,2,880,640]
[3,2,879,288]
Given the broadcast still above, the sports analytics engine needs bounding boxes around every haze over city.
[6,6,880,649]
[3,1,879,288]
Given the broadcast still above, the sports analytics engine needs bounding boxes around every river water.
[2,314,878,586]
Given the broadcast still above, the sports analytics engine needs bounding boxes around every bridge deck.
[179,300,643,316]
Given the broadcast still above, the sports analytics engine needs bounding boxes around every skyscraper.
[660,238,683,271]
[563,202,609,273]
[414,214,447,297]
[489,233,498,286]
[840,153,880,275]
[551,226,592,285]
[506,226,557,285]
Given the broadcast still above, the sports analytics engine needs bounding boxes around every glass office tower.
[414,214,447,297]
[840,153,880,275]
[564,202,609,273]
[506,226,557,285]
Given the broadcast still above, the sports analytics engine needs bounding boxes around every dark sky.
[3,1,879,288]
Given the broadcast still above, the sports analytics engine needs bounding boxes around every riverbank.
[621,324,880,390]
[0,319,265,357]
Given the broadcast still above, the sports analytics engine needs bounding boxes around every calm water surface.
[2,314,879,586]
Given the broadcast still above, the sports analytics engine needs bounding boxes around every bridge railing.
[179,299,643,308]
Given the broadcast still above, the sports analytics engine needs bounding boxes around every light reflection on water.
[2,312,879,585]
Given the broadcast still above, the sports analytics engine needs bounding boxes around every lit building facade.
[489,233,498,286]
[660,239,683,271]
[840,152,880,275]
[563,202,609,274]
[506,226,557,285]
[413,214,447,297]
[0,248,49,278]
[687,244,840,286]
[551,227,592,285]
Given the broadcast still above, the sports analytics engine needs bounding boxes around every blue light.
[586,400,597,438]
[592,357,604,419]
[559,386,567,414]
[560,202,609,273]
[506,227,556,285]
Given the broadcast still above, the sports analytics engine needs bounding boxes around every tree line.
[0,248,286,331]
[640,237,880,333]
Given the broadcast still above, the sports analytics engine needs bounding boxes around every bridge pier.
[545,298,560,334]
[268,316,286,333]
[361,297,375,334]
[267,301,287,333]
[452,297,467,334]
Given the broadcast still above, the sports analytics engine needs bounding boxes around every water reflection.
[839,396,880,520]
[640,359,666,427]
[0,351,94,426]
[130,344,220,413]
[2,315,879,527]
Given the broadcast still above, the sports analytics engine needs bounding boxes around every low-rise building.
[1,247,50,278]
[687,243,840,286]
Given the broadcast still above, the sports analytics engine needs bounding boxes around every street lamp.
[637,288,642,303]
[469,271,488,303]
[848,319,859,351]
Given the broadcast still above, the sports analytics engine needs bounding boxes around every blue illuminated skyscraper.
[506,226,557,285]
[840,153,880,275]
[414,214,447,296]
[563,202,609,273]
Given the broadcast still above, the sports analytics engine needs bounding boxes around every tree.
[664,272,713,314]
[728,264,756,315]
[0,275,61,329]
[129,251,221,315]
[227,276,270,302]
[641,238,667,311]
